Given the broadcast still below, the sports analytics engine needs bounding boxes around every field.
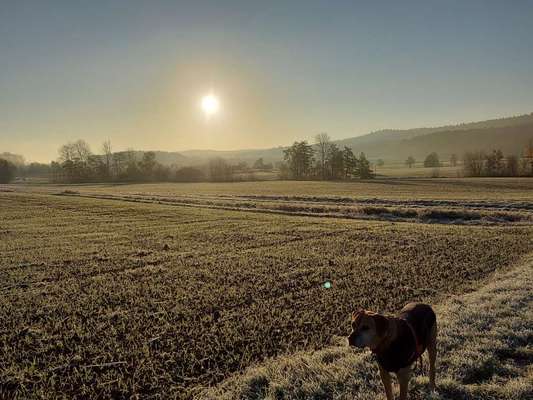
[374,165,462,178]
[205,256,533,400]
[1,178,533,399]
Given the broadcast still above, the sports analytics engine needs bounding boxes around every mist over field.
[1,1,533,399]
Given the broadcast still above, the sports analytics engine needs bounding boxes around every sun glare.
[201,94,220,117]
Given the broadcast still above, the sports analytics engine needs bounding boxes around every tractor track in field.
[53,191,533,226]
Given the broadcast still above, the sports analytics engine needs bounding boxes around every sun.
[201,94,220,116]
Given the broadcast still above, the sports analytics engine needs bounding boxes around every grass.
[1,179,532,399]
[202,256,533,400]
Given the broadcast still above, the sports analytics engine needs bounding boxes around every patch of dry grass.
[202,257,533,400]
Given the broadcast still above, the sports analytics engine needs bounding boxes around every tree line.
[403,152,455,168]
[48,136,374,183]
[45,140,278,183]
[463,148,533,177]
[280,133,373,180]
[2,137,533,184]
[402,142,533,177]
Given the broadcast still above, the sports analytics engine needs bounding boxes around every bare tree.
[101,140,113,179]
[112,152,127,178]
[463,151,485,177]
[506,155,519,176]
[314,132,331,180]
[59,140,91,163]
[486,149,504,176]
[72,140,92,162]
[208,158,233,182]
[58,143,75,163]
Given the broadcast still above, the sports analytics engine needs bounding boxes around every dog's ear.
[351,309,364,321]
[372,314,389,337]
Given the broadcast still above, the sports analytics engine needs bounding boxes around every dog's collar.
[371,317,395,354]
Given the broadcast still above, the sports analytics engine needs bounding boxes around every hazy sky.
[1,0,533,162]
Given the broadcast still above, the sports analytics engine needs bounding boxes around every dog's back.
[399,302,436,350]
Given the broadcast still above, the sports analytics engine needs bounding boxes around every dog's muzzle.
[347,334,364,348]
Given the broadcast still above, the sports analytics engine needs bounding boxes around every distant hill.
[180,147,285,165]
[176,112,533,164]
[114,150,189,166]
[150,151,188,166]
[334,113,533,159]
[5,113,533,167]
[101,112,533,166]
[352,122,533,162]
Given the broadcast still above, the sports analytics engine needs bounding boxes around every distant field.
[9,178,533,227]
[375,165,462,178]
[10,176,533,200]
[1,179,532,398]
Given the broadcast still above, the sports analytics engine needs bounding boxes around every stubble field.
[1,178,532,399]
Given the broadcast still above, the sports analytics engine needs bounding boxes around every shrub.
[424,152,440,168]
[0,159,16,183]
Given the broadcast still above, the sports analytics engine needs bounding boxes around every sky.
[1,0,533,162]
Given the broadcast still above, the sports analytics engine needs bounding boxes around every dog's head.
[347,310,389,350]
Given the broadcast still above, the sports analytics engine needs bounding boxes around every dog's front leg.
[397,367,411,400]
[379,365,394,400]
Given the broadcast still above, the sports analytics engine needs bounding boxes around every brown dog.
[347,303,437,400]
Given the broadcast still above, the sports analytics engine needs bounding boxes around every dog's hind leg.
[427,321,437,392]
